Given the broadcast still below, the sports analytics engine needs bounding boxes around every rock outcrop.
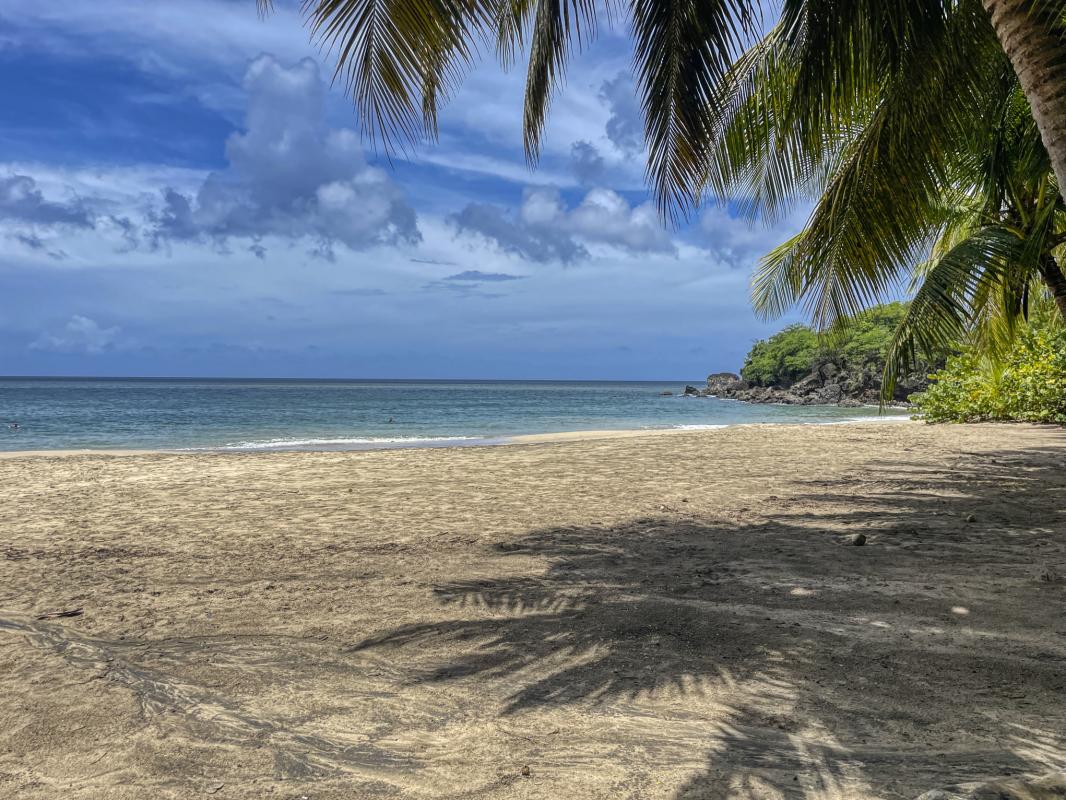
[706,373,745,394]
[684,366,928,407]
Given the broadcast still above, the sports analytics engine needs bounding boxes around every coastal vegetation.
[751,58,1066,401]
[732,300,1066,419]
[694,303,932,405]
[740,303,923,389]
[739,324,819,388]
[912,312,1066,422]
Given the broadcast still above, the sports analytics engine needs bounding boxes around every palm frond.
[520,0,605,164]
[629,0,760,220]
[748,2,1011,329]
[702,28,825,223]
[302,0,496,148]
[881,225,1027,401]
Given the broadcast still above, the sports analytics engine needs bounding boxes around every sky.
[0,0,809,380]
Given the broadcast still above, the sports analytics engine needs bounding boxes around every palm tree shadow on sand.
[348,439,1066,798]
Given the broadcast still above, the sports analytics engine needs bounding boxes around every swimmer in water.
[9,422,19,430]
[386,417,395,424]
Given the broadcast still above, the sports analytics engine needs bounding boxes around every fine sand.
[2,422,1065,799]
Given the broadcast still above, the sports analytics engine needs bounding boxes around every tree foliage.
[912,314,1066,423]
[740,324,819,386]
[740,302,919,388]
[719,11,1066,409]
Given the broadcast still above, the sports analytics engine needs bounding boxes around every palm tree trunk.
[1037,256,1066,320]
[983,0,1066,205]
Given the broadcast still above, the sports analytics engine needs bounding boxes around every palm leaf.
[748,2,1011,329]
[300,0,497,148]
[881,225,1026,401]
[629,0,759,219]
[520,0,605,164]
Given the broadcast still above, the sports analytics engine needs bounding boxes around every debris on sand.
[35,608,83,620]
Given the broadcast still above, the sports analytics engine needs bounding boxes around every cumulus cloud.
[452,187,673,264]
[570,141,606,186]
[0,174,93,227]
[31,315,122,354]
[452,200,586,264]
[149,55,418,254]
[599,73,643,155]
[699,206,807,267]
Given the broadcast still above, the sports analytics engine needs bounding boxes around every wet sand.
[2,422,1065,799]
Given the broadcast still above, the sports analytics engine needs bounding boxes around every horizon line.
[0,374,716,384]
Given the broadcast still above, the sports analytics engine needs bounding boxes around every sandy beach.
[2,421,1065,799]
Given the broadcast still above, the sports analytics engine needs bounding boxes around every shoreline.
[0,415,915,457]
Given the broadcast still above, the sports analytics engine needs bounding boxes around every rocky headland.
[680,303,936,407]
[683,365,928,407]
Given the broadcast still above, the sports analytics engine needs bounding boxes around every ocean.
[0,378,910,451]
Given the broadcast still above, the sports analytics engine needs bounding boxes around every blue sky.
[0,0,807,379]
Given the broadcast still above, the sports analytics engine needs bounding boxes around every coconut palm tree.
[722,5,1064,396]
[880,88,1065,396]
[262,0,1066,216]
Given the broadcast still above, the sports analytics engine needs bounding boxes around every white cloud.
[149,55,418,255]
[31,315,122,354]
[699,205,810,268]
[0,54,420,260]
[452,187,674,263]
[0,0,315,100]
[599,71,643,156]
[0,174,93,227]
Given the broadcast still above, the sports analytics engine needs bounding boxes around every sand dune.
[2,422,1065,799]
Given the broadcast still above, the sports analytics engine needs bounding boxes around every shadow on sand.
[349,439,1066,798]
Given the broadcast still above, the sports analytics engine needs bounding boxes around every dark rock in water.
[683,385,703,396]
[850,533,867,546]
[706,372,744,394]
[659,390,673,396]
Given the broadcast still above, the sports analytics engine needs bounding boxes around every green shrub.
[912,322,1066,423]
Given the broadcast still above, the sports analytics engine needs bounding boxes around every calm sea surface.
[0,378,910,451]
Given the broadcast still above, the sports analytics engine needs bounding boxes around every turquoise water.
[0,378,909,451]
